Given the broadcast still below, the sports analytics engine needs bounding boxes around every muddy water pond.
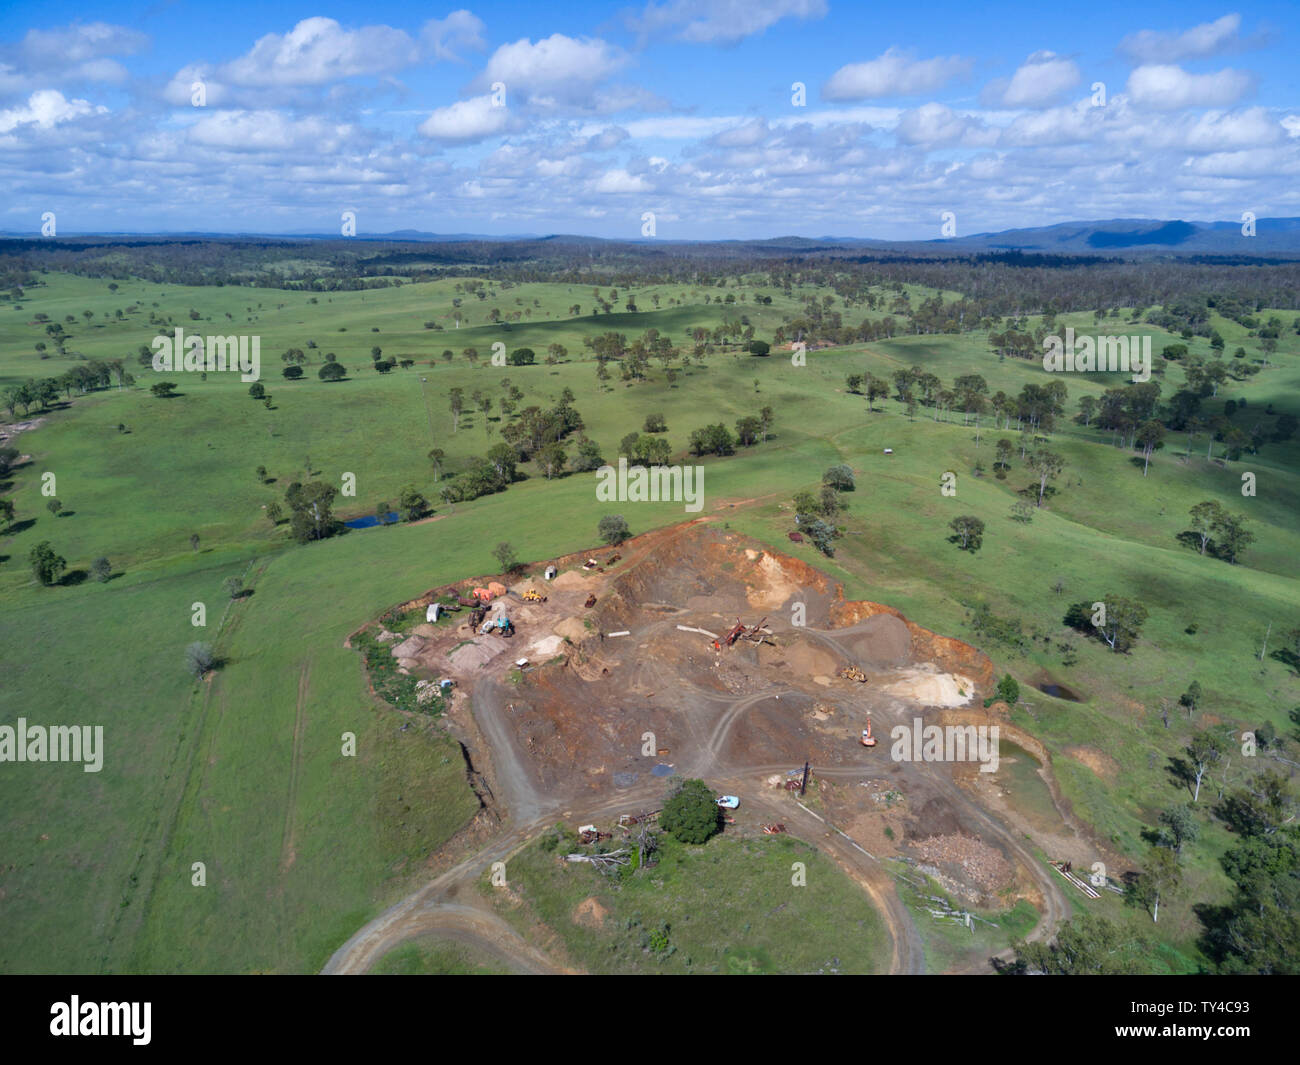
[1034,678,1082,701]
[991,741,1062,836]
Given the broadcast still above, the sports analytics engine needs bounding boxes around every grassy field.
[369,936,511,975]
[483,829,890,974]
[2,269,1297,973]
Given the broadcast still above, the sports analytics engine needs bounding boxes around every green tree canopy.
[660,779,722,844]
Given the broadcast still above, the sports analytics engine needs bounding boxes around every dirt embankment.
[832,599,994,692]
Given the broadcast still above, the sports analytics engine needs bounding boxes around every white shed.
[544,564,558,580]
[426,602,443,622]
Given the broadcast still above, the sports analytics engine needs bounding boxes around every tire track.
[280,660,311,874]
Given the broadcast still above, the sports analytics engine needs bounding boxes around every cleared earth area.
[331,520,1083,974]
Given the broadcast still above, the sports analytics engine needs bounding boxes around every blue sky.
[1,1,1297,238]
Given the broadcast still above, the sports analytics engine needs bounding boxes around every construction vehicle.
[719,616,773,649]
[720,619,746,647]
[578,825,612,845]
[839,666,868,683]
[860,715,877,748]
[481,615,515,637]
[522,589,547,603]
[584,594,597,608]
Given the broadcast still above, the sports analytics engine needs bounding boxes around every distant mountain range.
[5,217,1300,256]
[907,217,1300,255]
[370,218,1300,254]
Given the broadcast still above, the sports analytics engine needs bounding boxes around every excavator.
[860,715,877,748]
[717,617,772,649]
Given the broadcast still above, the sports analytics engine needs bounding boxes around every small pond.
[344,512,400,529]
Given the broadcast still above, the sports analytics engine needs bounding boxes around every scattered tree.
[493,541,519,573]
[660,778,723,844]
[29,541,67,585]
[823,464,855,491]
[948,515,985,552]
[185,641,216,678]
[598,514,631,545]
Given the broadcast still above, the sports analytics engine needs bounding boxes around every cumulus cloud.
[187,110,356,152]
[475,35,628,100]
[823,48,972,100]
[0,89,105,133]
[895,103,987,146]
[712,117,770,147]
[419,95,511,142]
[421,11,487,62]
[586,126,630,150]
[162,15,489,109]
[0,20,146,91]
[984,51,1081,108]
[18,21,147,66]
[627,0,827,45]
[1118,14,1261,64]
[221,17,419,87]
[592,168,652,193]
[1126,64,1253,109]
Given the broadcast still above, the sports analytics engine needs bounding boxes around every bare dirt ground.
[324,520,1073,975]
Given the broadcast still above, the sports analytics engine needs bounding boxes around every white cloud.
[895,103,980,146]
[713,118,770,147]
[1000,101,1105,147]
[586,126,629,150]
[19,21,147,66]
[222,18,419,87]
[615,115,741,139]
[628,0,827,45]
[0,89,104,133]
[1119,14,1252,64]
[187,110,355,152]
[592,168,651,193]
[0,21,145,92]
[1182,147,1299,178]
[823,48,971,100]
[419,95,510,142]
[420,11,487,62]
[1126,64,1253,109]
[986,52,1081,108]
[478,35,627,98]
